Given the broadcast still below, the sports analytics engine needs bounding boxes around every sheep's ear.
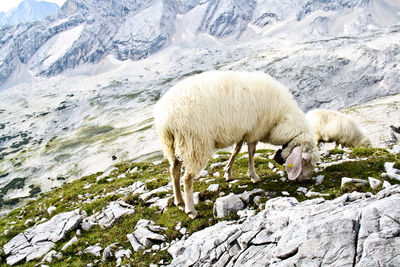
[286,146,302,180]
[273,149,285,165]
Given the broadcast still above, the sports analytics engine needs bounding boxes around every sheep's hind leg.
[171,158,184,210]
[183,171,197,218]
[223,141,243,181]
[247,142,260,183]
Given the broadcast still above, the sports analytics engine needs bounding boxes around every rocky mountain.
[1,0,400,86]
[0,0,59,27]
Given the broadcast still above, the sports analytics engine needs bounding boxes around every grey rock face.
[83,245,103,257]
[3,209,82,265]
[83,200,135,228]
[41,249,62,263]
[197,0,255,39]
[341,177,369,187]
[239,188,265,204]
[368,177,381,189]
[133,227,166,247]
[127,234,145,252]
[168,185,400,266]
[61,236,78,251]
[127,219,166,252]
[213,193,244,218]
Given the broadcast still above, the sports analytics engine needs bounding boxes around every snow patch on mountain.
[37,24,84,71]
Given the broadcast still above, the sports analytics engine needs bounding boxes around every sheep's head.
[285,146,318,182]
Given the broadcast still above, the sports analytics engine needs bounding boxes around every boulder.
[83,201,135,228]
[207,184,220,192]
[341,177,368,187]
[368,177,381,189]
[213,193,244,218]
[83,245,102,257]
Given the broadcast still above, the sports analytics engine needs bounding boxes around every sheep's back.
[154,71,294,147]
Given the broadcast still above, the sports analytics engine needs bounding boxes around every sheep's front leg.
[247,142,260,183]
[224,141,243,181]
[183,172,197,218]
[171,159,184,210]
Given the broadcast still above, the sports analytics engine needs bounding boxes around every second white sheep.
[306,109,371,148]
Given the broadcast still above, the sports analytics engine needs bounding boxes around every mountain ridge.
[1,0,400,87]
[0,0,59,27]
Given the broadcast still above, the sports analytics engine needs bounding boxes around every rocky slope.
[0,144,399,266]
[169,187,400,266]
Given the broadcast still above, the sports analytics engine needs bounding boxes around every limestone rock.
[314,175,325,185]
[382,172,400,182]
[207,184,219,192]
[388,145,400,155]
[368,177,381,189]
[210,162,226,170]
[41,250,61,264]
[213,193,244,218]
[4,209,82,265]
[239,189,265,204]
[383,181,392,189]
[140,185,171,200]
[114,249,131,259]
[102,243,118,262]
[150,198,169,211]
[341,177,368,187]
[83,201,135,228]
[83,245,102,257]
[198,170,208,178]
[382,163,400,181]
[127,234,145,252]
[47,206,57,215]
[127,219,167,251]
[296,187,308,194]
[61,236,78,251]
[384,162,399,175]
[168,186,400,266]
[133,227,166,247]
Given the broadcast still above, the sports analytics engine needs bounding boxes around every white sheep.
[306,109,371,148]
[154,71,319,218]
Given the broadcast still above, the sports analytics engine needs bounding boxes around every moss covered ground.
[0,146,399,266]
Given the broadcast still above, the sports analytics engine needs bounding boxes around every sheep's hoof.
[186,210,198,219]
[224,172,234,181]
[250,174,261,183]
[175,201,185,210]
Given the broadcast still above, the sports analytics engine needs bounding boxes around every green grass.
[0,147,399,266]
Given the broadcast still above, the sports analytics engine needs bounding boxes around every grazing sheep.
[154,71,319,218]
[306,109,371,148]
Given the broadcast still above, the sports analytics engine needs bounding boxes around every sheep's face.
[285,146,315,182]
